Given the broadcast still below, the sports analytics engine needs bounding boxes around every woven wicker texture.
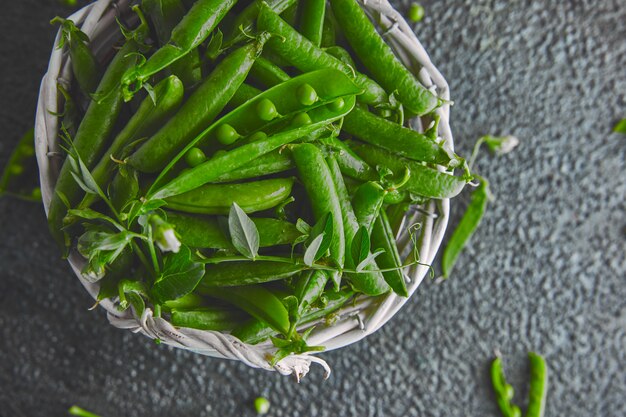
[35,0,453,379]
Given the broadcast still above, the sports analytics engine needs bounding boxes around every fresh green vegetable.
[527,352,548,417]
[371,211,408,296]
[441,177,490,277]
[68,406,101,417]
[613,118,626,134]
[254,397,271,415]
[330,0,440,115]
[121,0,237,100]
[298,0,326,46]
[491,356,522,417]
[408,3,425,23]
[0,129,40,202]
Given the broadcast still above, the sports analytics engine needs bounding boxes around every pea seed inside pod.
[248,131,268,142]
[185,147,207,167]
[327,97,345,112]
[291,112,312,127]
[216,123,240,145]
[296,83,318,106]
[256,98,279,121]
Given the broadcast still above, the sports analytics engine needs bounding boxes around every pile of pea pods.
[48,0,470,350]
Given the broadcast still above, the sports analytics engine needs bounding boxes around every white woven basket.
[35,0,453,380]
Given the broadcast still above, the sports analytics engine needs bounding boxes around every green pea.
[248,131,268,142]
[291,112,312,127]
[296,83,318,106]
[184,147,206,167]
[409,3,425,22]
[327,97,345,112]
[256,98,279,121]
[216,123,240,145]
[254,397,270,415]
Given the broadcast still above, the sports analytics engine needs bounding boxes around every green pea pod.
[326,157,389,295]
[257,3,388,106]
[109,166,139,212]
[350,141,468,199]
[199,285,291,335]
[170,306,249,331]
[52,17,100,95]
[47,25,147,248]
[371,211,408,297]
[128,39,267,173]
[167,212,300,248]
[343,106,457,166]
[386,202,410,237]
[121,0,237,100]
[491,357,522,417]
[297,0,326,46]
[527,352,548,417]
[162,292,205,311]
[324,45,355,68]
[210,148,294,183]
[150,72,358,199]
[165,177,295,215]
[320,9,336,48]
[352,181,385,233]
[294,270,329,315]
[142,0,202,88]
[221,0,297,49]
[78,75,184,209]
[441,177,489,277]
[201,261,305,287]
[250,56,290,87]
[0,129,40,202]
[329,0,440,115]
[232,288,354,344]
[292,144,345,287]
[318,136,376,181]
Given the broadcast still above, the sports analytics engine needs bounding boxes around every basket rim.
[34,0,453,378]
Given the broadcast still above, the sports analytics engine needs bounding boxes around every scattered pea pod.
[142,0,202,88]
[349,141,468,199]
[257,3,388,106]
[121,0,237,100]
[329,0,441,115]
[527,352,548,417]
[343,105,457,167]
[167,212,300,249]
[165,177,295,215]
[128,38,268,173]
[441,177,489,277]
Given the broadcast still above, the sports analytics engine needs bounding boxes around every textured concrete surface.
[1,1,625,416]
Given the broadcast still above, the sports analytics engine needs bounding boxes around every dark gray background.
[1,0,624,416]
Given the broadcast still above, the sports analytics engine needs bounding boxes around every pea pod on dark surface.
[165,177,295,215]
[142,0,202,88]
[52,17,100,95]
[128,39,267,173]
[329,0,441,115]
[199,285,291,335]
[343,106,457,166]
[167,212,300,249]
[121,0,237,100]
[78,75,184,209]
[47,23,148,248]
[350,141,468,199]
[257,3,388,106]
[326,157,390,295]
[371,211,408,297]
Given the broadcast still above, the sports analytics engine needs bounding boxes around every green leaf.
[228,202,260,259]
[66,208,122,229]
[305,212,334,261]
[205,28,224,60]
[151,245,205,304]
[355,248,385,272]
[350,226,370,267]
[295,218,311,235]
[303,233,325,266]
[614,118,626,134]
[77,229,134,279]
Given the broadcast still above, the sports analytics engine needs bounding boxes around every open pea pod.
[198,285,291,335]
[150,72,358,199]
